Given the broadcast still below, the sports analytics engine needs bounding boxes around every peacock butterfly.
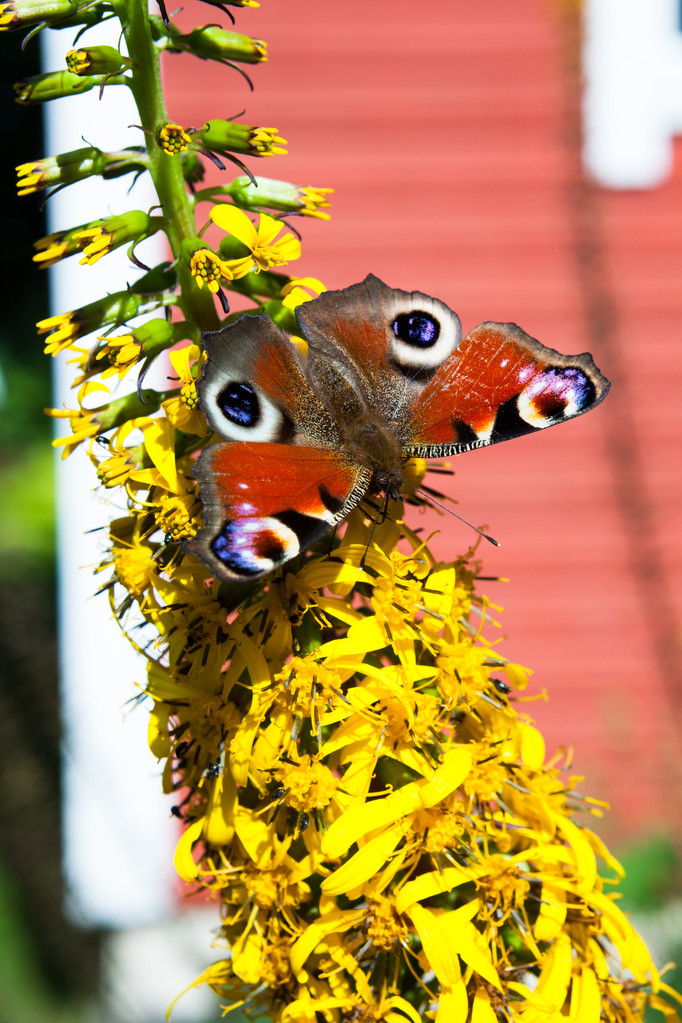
[184,274,610,580]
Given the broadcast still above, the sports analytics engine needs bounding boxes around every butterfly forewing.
[199,314,341,449]
[403,322,610,457]
[296,274,462,417]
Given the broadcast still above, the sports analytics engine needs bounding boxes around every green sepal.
[130,262,177,295]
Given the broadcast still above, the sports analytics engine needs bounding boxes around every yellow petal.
[147,704,171,758]
[409,904,463,988]
[520,724,545,770]
[290,907,360,978]
[534,882,567,943]
[168,343,199,383]
[254,211,283,245]
[551,811,597,895]
[173,819,204,882]
[142,418,179,492]
[530,932,572,1015]
[439,903,502,991]
[396,865,483,917]
[436,986,469,1023]
[321,821,406,895]
[568,966,601,1023]
[203,773,237,846]
[471,987,497,1023]
[209,203,257,245]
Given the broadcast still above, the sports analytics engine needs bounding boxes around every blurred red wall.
[162,0,682,842]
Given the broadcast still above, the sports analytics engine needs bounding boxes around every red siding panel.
[163,0,682,839]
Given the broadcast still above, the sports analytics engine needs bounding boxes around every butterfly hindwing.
[185,442,370,580]
[403,322,610,456]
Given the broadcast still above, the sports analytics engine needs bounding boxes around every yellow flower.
[46,380,110,457]
[189,247,232,293]
[161,344,208,435]
[33,210,156,268]
[210,204,301,276]
[158,121,193,154]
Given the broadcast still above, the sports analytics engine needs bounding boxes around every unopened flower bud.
[198,120,286,158]
[65,45,131,77]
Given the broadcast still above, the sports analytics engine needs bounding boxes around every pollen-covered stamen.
[273,657,343,718]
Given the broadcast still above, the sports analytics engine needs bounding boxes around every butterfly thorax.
[341,413,405,501]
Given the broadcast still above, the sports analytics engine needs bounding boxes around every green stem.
[117,0,219,335]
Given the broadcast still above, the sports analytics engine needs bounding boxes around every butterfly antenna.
[403,482,500,547]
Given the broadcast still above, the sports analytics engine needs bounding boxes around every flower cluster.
[100,488,678,1022]
[6,0,681,1020]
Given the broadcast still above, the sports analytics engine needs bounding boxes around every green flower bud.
[16,146,147,196]
[197,120,286,158]
[37,289,176,356]
[0,0,91,30]
[33,210,162,268]
[130,262,177,295]
[228,269,292,301]
[90,318,176,378]
[65,45,132,77]
[150,17,266,64]
[217,234,251,261]
[181,151,205,187]
[223,176,333,219]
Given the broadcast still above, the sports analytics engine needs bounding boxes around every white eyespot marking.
[211,517,300,576]
[388,294,462,371]
[517,367,594,429]
[201,374,286,442]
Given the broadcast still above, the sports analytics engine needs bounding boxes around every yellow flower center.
[259,938,292,989]
[365,898,409,952]
[463,755,509,803]
[412,806,466,854]
[190,249,229,293]
[273,755,337,813]
[155,493,196,542]
[180,380,199,410]
[274,657,342,717]
[159,122,193,155]
[113,545,156,601]
[476,857,531,923]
